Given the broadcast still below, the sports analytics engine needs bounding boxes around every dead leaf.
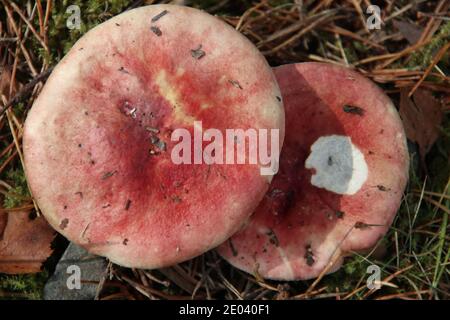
[0,213,6,239]
[0,210,56,274]
[399,88,443,160]
[393,20,423,45]
[0,64,16,99]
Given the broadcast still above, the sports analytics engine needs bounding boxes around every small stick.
[349,0,369,33]
[1,95,41,216]
[362,265,414,299]
[43,0,52,45]
[3,3,38,76]
[0,67,53,117]
[376,289,432,300]
[408,42,450,97]
[322,25,385,50]
[354,37,433,67]
[236,2,265,31]
[8,1,49,52]
[264,13,336,54]
[36,0,45,37]
[0,149,18,176]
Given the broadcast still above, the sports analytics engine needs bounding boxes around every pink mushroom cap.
[23,5,284,269]
[217,62,409,280]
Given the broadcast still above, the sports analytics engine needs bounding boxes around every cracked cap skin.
[23,4,284,269]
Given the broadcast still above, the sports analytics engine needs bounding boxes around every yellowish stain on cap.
[155,70,197,125]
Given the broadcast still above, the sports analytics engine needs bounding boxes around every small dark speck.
[115,23,120,26]
[60,218,69,230]
[102,204,111,209]
[377,185,390,192]
[266,229,279,247]
[118,66,130,74]
[63,205,68,210]
[191,45,206,60]
[328,156,333,166]
[276,96,282,102]
[125,199,132,210]
[150,135,159,144]
[228,239,238,257]
[151,26,162,37]
[155,139,167,151]
[78,143,82,148]
[102,170,117,180]
[171,195,182,204]
[335,211,345,219]
[355,221,370,229]
[151,10,169,23]
[229,80,243,90]
[343,105,365,116]
[123,238,129,246]
[369,151,374,155]
[79,47,84,51]
[84,111,89,116]
[304,244,315,266]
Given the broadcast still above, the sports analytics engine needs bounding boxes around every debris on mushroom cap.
[217,62,409,281]
[23,5,284,269]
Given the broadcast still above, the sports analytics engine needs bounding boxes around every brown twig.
[0,67,53,117]
[408,42,450,97]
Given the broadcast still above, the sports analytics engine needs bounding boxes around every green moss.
[2,168,30,209]
[0,272,48,300]
[12,102,26,118]
[343,45,359,64]
[42,0,132,61]
[408,21,450,69]
[353,41,369,53]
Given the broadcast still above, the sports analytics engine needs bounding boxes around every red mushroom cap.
[23,5,284,269]
[217,62,409,280]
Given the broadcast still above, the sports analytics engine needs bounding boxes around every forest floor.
[0,0,449,300]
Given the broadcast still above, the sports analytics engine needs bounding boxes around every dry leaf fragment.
[393,20,423,45]
[0,65,14,98]
[0,213,6,239]
[0,210,56,274]
[399,88,443,160]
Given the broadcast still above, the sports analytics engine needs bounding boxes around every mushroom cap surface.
[217,62,409,280]
[23,5,284,269]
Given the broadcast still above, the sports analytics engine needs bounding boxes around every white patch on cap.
[305,135,368,195]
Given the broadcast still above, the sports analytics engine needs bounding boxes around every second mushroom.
[217,62,410,281]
